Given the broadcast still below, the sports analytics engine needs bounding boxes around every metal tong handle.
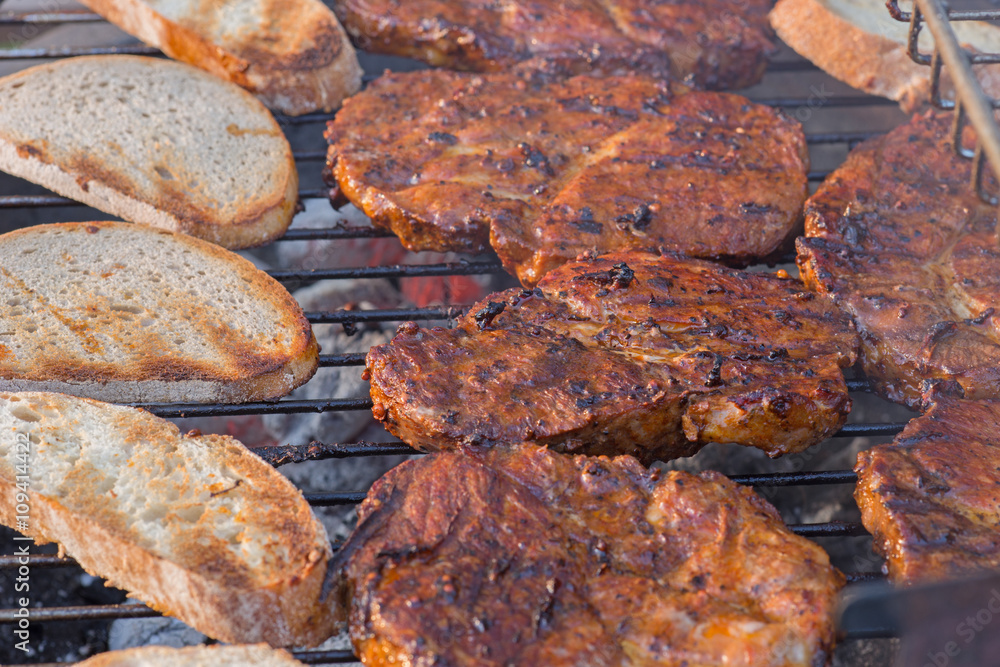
[888,0,1000,214]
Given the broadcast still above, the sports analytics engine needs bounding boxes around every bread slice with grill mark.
[77,0,362,116]
[0,221,318,403]
[76,644,308,666]
[0,392,342,646]
[770,0,1000,112]
[0,56,297,249]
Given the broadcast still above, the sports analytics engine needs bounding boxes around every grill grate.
[0,8,918,664]
[888,0,1000,209]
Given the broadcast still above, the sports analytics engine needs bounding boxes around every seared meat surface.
[856,394,1000,584]
[326,70,809,286]
[332,444,844,667]
[366,251,858,464]
[333,0,775,90]
[797,111,1000,409]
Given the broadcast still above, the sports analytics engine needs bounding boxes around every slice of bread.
[770,0,1000,111]
[77,644,307,666]
[77,0,362,116]
[0,221,318,403]
[0,55,297,249]
[0,392,342,646]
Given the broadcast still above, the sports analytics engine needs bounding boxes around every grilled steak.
[856,394,1000,584]
[797,111,1000,409]
[366,251,858,464]
[332,444,844,667]
[325,69,809,286]
[333,0,775,90]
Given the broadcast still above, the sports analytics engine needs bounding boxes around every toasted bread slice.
[0,392,341,646]
[0,221,318,403]
[770,0,1000,111]
[0,56,297,249]
[77,644,307,666]
[77,0,362,115]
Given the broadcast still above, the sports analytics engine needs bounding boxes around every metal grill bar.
[130,387,909,434]
[137,398,373,418]
[319,353,368,367]
[0,466,868,585]
[280,226,395,240]
[0,44,160,59]
[0,194,81,208]
[322,354,876,377]
[273,95,897,126]
[0,512,875,574]
[303,140,864,156]
[0,605,891,642]
[0,470,869,576]
[306,491,367,505]
[898,7,1000,21]
[790,521,868,538]
[256,440,418,466]
[0,604,161,622]
[729,470,857,487]
[273,262,504,282]
[293,650,358,665]
[255,441,872,470]
[313,489,872,534]
[0,554,74,569]
[0,171,846,208]
[0,10,103,23]
[836,422,908,437]
[306,306,466,323]
[0,192,363,208]
[243,424,889,469]
[134,390,909,432]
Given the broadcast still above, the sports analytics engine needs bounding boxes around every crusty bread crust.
[0,56,298,250]
[77,644,307,666]
[0,392,342,646]
[770,0,1000,112]
[0,139,297,251]
[78,0,362,115]
[770,0,925,110]
[0,222,318,404]
[0,348,319,405]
